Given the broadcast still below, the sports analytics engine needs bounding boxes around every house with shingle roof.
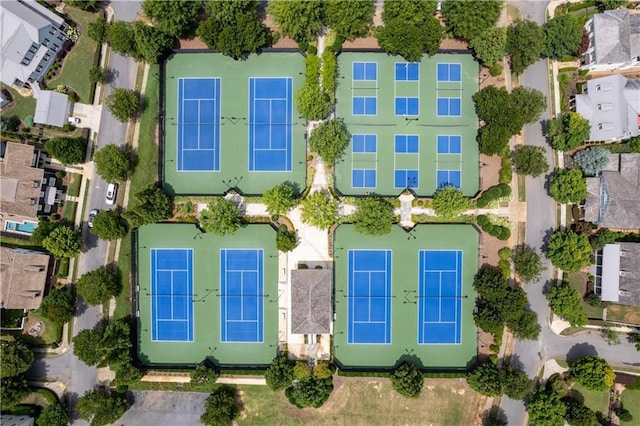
[291,269,332,335]
[0,246,50,310]
[581,9,640,72]
[594,242,640,307]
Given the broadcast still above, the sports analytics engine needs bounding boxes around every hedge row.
[337,370,467,378]
[476,183,512,208]
[499,155,512,184]
[477,215,511,240]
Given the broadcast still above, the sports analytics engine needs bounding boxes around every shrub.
[477,184,512,208]
[489,63,503,76]
[498,247,511,261]
[390,362,424,398]
[477,215,511,240]
[294,361,312,379]
[499,155,513,184]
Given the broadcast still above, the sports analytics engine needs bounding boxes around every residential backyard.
[606,304,640,326]
[620,386,640,426]
[47,6,101,103]
[567,272,604,319]
[571,382,610,416]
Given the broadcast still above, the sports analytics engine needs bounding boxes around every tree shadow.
[565,342,598,363]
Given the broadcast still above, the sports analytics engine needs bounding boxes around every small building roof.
[601,242,640,306]
[291,269,332,334]
[0,246,49,310]
[601,244,621,302]
[590,9,640,65]
[34,90,69,127]
[0,142,44,220]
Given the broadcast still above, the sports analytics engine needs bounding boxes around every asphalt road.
[500,2,640,424]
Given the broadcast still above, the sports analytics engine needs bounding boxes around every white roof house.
[33,90,70,127]
[596,242,640,306]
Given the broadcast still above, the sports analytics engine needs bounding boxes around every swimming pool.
[4,220,38,235]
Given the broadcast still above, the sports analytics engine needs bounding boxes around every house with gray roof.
[584,153,640,229]
[291,269,332,335]
[0,0,68,88]
[581,9,640,71]
[594,242,640,307]
[34,90,70,127]
[574,75,640,141]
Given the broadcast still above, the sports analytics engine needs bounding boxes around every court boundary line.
[150,248,195,343]
[393,134,420,190]
[350,134,377,189]
[219,248,265,344]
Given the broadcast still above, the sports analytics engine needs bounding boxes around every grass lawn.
[517,173,526,202]
[620,388,640,426]
[567,272,603,319]
[1,85,36,123]
[606,304,640,325]
[20,312,63,346]
[0,236,44,252]
[571,383,609,415]
[66,173,82,197]
[114,64,159,320]
[48,6,100,103]
[62,201,78,223]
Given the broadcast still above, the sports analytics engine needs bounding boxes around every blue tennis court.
[353,62,377,81]
[437,97,461,116]
[395,63,419,81]
[348,250,392,344]
[395,135,419,153]
[437,135,462,154]
[353,96,377,115]
[418,250,462,344]
[249,77,292,172]
[437,170,461,188]
[177,78,220,171]
[437,63,462,82]
[220,249,264,343]
[395,170,419,188]
[150,249,194,342]
[395,97,419,116]
[353,134,377,153]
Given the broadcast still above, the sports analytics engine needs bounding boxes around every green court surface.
[334,52,479,197]
[162,52,306,196]
[136,223,279,366]
[333,224,478,369]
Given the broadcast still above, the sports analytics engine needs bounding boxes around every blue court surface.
[177,78,220,171]
[395,135,419,153]
[437,135,462,154]
[353,96,377,115]
[352,169,376,188]
[353,62,377,81]
[437,170,461,188]
[437,63,462,82]
[220,249,264,343]
[395,97,419,116]
[348,250,392,344]
[395,169,419,189]
[437,97,461,116]
[249,78,292,172]
[150,249,194,342]
[418,250,462,344]
[395,63,419,81]
[352,134,377,153]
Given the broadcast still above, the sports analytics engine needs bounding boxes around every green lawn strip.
[21,312,63,346]
[47,6,99,103]
[517,173,526,202]
[620,388,640,424]
[605,303,640,325]
[566,272,603,319]
[66,173,82,197]
[571,383,609,415]
[62,201,78,223]
[1,85,36,123]
[0,236,44,252]
[114,64,159,321]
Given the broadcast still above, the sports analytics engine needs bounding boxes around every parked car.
[87,209,98,228]
[105,183,117,205]
[68,116,81,124]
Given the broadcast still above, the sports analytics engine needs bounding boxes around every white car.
[105,183,117,205]
[87,209,98,228]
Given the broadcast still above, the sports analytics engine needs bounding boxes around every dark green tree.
[352,197,395,236]
[549,168,587,204]
[382,0,437,25]
[88,66,108,84]
[0,341,33,378]
[132,22,175,64]
[39,286,75,324]
[276,226,299,252]
[376,18,443,62]
[596,0,627,11]
[76,389,128,426]
[547,282,588,327]
[263,183,298,218]
[65,0,97,10]
[72,326,105,367]
[285,376,334,408]
[91,210,127,241]
[94,144,133,182]
[31,217,59,245]
[141,0,201,38]
[77,266,121,306]
[511,86,547,125]
[573,147,610,176]
[265,354,294,391]
[513,145,549,177]
[0,375,30,409]
[268,0,325,43]
[589,228,620,251]
[212,14,269,60]
[42,226,82,258]
[474,300,505,335]
[470,27,507,66]
[107,21,137,57]
[432,185,470,218]
[199,199,242,236]
[106,88,140,122]
[73,319,132,368]
[300,191,338,230]
[477,125,512,156]
[122,184,173,228]
[527,388,567,426]
[200,385,241,426]
[44,137,86,165]
[88,16,108,44]
[571,355,615,391]
[441,0,503,40]
[512,244,546,284]
[473,86,523,135]
[544,14,583,58]
[295,82,331,121]
[191,362,219,385]
[37,402,68,426]
[547,112,591,151]
[507,308,541,340]
[506,20,545,75]
[467,361,502,397]
[308,119,350,166]
[325,0,375,39]
[563,397,597,426]
[204,0,258,24]
[390,362,424,398]
[473,265,508,301]
[545,230,592,273]
[500,366,531,399]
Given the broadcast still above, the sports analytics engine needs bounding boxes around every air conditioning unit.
[620,271,627,277]
[620,251,627,257]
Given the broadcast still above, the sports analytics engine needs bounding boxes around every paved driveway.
[117,391,209,426]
